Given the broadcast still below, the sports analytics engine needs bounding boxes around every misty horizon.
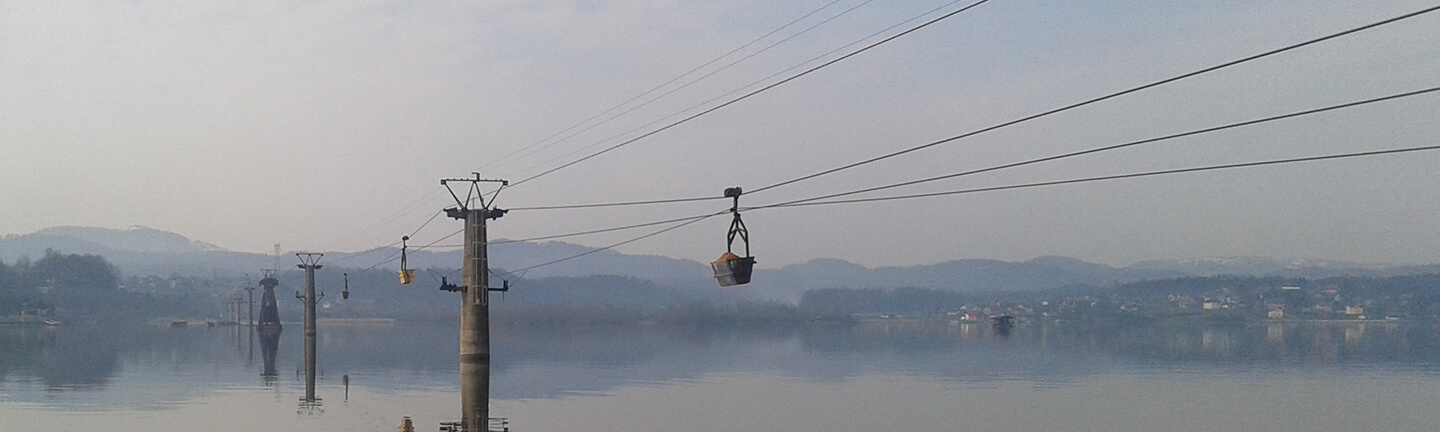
[4,1,1438,270]
[4,224,1436,274]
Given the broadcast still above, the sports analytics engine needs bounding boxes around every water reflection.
[441,359,505,432]
[259,325,281,384]
[1093,322,1439,366]
[299,326,320,415]
[1,320,1438,409]
[489,321,1440,394]
[0,325,117,389]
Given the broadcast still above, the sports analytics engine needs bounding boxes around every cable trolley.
[398,236,416,285]
[712,187,756,286]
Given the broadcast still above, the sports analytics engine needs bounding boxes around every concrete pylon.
[296,253,323,408]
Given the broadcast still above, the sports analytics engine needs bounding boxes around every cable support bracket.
[724,187,750,257]
[441,172,509,216]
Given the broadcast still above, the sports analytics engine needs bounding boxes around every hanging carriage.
[398,236,416,285]
[712,187,756,287]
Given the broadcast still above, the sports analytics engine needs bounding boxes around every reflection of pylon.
[243,284,256,327]
[258,323,281,383]
[297,397,323,416]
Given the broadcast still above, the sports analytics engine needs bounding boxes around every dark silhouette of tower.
[259,324,281,383]
[257,269,283,383]
[258,270,282,328]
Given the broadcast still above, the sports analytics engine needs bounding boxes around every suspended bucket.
[712,187,756,287]
[398,235,414,285]
[712,252,755,287]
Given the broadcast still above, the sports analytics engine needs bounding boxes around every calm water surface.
[3,321,1439,431]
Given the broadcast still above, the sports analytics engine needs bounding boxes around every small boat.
[990,315,1015,334]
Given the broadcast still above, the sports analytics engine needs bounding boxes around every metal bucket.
[712,254,755,287]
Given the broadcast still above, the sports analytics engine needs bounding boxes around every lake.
[3,320,1439,431]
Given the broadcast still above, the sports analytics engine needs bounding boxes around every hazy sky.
[3,0,1438,269]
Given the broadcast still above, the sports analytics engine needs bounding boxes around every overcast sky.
[3,0,1438,269]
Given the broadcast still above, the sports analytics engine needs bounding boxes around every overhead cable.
[756,85,1440,209]
[323,186,447,252]
[505,0,979,183]
[507,143,1440,274]
[414,229,465,251]
[507,213,722,274]
[328,202,443,265]
[318,249,404,293]
[746,4,1440,196]
[752,144,1440,209]
[330,239,405,264]
[492,82,1439,246]
[330,226,461,275]
[505,0,993,189]
[319,227,464,292]
[408,210,445,237]
[484,0,855,172]
[497,0,878,174]
[507,195,722,211]
[324,5,1440,273]
[499,84,1439,214]
[492,211,727,244]
[502,3,1439,212]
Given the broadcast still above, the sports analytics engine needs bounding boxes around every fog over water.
[3,321,1438,431]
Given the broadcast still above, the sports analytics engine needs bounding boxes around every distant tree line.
[0,249,119,290]
[0,250,122,315]
[794,273,1440,321]
[0,250,217,321]
[800,287,976,315]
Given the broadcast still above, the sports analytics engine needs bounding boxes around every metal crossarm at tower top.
[441,172,508,215]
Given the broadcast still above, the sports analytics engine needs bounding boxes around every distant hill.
[3,226,1436,304]
[33,226,225,254]
[0,227,269,277]
[369,241,709,282]
[0,227,709,280]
